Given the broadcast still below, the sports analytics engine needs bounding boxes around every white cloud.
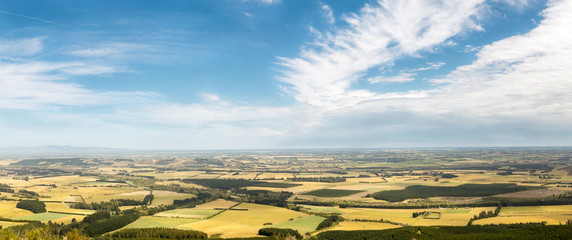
[70,42,145,58]
[320,2,335,24]
[199,93,222,102]
[277,0,485,109]
[241,0,282,4]
[0,59,153,110]
[0,38,43,56]
[367,72,416,83]
[411,62,446,71]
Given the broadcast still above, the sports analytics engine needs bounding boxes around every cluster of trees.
[82,211,111,224]
[288,177,346,183]
[441,173,459,179]
[111,227,207,239]
[236,189,293,207]
[258,228,302,239]
[69,201,121,212]
[82,212,140,236]
[317,215,342,230]
[314,225,572,240]
[468,205,502,225]
[69,196,153,212]
[181,178,297,190]
[412,211,429,218]
[16,199,46,213]
[0,183,14,193]
[371,184,538,202]
[17,189,40,198]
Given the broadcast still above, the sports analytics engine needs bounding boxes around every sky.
[0,0,571,150]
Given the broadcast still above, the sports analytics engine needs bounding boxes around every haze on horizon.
[1,0,571,150]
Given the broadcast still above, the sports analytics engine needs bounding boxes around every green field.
[304,189,363,197]
[124,216,201,229]
[272,215,326,234]
[299,205,342,214]
[12,212,76,222]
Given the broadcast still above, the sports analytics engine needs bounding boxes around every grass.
[272,215,326,234]
[123,216,200,229]
[11,212,83,223]
[299,205,342,214]
[303,189,363,197]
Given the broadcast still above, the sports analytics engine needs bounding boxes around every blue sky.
[1,0,571,149]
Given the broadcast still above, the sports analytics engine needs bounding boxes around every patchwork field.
[473,205,572,225]
[179,202,309,238]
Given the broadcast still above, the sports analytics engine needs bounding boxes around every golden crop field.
[179,202,309,238]
[473,205,572,225]
[338,207,496,226]
[45,202,95,215]
[324,221,401,231]
[0,200,34,218]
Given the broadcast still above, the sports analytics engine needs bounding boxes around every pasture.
[12,212,84,224]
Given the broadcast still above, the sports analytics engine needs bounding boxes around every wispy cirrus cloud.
[277,0,485,109]
[0,49,154,110]
[0,38,43,57]
[320,2,335,24]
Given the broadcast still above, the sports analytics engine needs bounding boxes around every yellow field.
[473,205,572,225]
[45,202,95,215]
[0,200,34,218]
[0,221,27,228]
[27,175,98,186]
[179,202,309,238]
[194,199,237,209]
[325,221,401,231]
[338,207,496,226]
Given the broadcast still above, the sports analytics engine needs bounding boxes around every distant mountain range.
[0,145,133,158]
